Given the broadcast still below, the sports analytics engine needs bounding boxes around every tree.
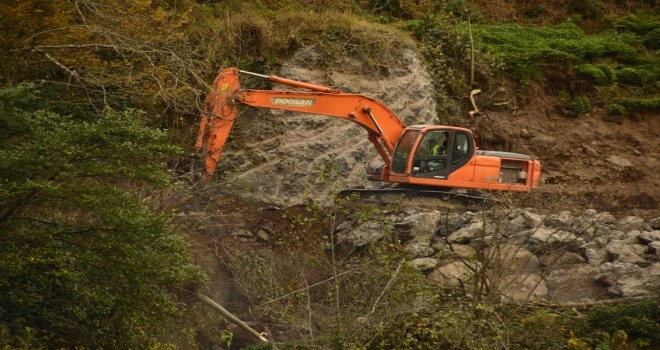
[0,84,204,348]
[0,0,212,121]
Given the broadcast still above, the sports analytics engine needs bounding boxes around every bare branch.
[369,258,404,315]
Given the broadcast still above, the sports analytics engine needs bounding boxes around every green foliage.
[0,84,204,348]
[472,21,645,83]
[586,300,660,344]
[611,14,660,36]
[615,98,660,113]
[508,310,568,349]
[606,103,626,116]
[614,64,659,94]
[644,27,660,50]
[503,301,660,350]
[402,16,471,115]
[560,93,592,117]
[616,67,643,85]
[366,301,508,350]
[575,64,613,85]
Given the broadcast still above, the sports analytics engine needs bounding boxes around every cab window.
[412,131,448,174]
[391,130,420,174]
[415,131,448,157]
[453,132,471,164]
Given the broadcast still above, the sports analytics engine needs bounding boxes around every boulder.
[448,220,491,244]
[428,261,476,287]
[623,230,641,244]
[523,211,545,229]
[546,265,602,303]
[607,155,633,167]
[337,221,384,248]
[436,213,467,237]
[595,211,618,225]
[447,244,476,260]
[583,247,607,265]
[544,211,574,230]
[597,262,659,298]
[648,241,660,257]
[402,212,441,257]
[506,214,526,234]
[256,228,270,242]
[649,217,660,230]
[606,240,645,264]
[616,216,645,232]
[498,274,548,302]
[485,244,538,273]
[638,231,660,244]
[408,258,439,272]
[527,228,584,252]
[405,239,435,258]
[604,229,626,242]
[539,251,586,267]
[631,244,648,257]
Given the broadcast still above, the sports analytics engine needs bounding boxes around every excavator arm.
[196,67,407,181]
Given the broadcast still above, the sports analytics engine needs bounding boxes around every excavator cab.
[390,126,474,180]
[384,125,540,191]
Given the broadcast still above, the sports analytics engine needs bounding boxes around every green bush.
[585,300,660,347]
[644,27,660,50]
[365,302,509,350]
[472,22,642,83]
[598,64,615,83]
[611,14,660,36]
[575,64,612,85]
[616,67,643,85]
[606,103,626,116]
[562,95,592,117]
[616,98,660,113]
[509,310,567,349]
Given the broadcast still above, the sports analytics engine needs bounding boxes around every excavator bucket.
[195,68,241,181]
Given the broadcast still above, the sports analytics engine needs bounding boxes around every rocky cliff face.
[215,47,439,206]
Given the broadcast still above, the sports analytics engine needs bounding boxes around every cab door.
[390,129,421,174]
[411,129,474,180]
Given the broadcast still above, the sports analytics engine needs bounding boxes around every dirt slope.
[481,86,660,218]
[213,47,659,218]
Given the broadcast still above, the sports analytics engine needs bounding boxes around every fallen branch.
[469,89,482,117]
[197,293,269,343]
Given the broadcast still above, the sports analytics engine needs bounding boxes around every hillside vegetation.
[1,0,658,349]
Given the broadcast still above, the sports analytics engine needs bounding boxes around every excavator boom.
[196,67,406,181]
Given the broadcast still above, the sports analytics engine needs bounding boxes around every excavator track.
[337,187,491,208]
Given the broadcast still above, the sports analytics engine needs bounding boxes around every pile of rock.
[337,207,660,303]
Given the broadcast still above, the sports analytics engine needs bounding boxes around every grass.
[471,22,644,83]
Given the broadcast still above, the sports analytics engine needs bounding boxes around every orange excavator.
[196,67,541,193]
